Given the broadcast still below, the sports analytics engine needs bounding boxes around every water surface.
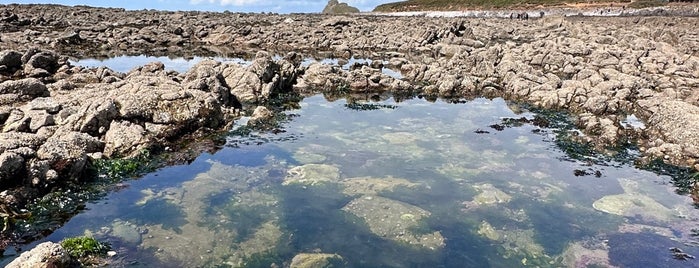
[36,95,699,267]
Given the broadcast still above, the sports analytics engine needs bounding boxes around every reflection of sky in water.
[72,55,403,78]
[16,95,697,267]
[70,55,252,73]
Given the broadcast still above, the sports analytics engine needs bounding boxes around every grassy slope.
[372,0,657,12]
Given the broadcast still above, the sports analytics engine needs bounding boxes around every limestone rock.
[6,241,73,268]
[0,78,49,101]
[247,105,274,128]
[0,151,24,182]
[103,120,149,158]
[342,195,444,249]
[284,164,341,185]
[340,176,419,196]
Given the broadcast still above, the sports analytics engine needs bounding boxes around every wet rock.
[6,241,73,268]
[561,241,612,268]
[342,195,444,249]
[0,152,24,182]
[462,183,512,209]
[340,176,419,196]
[592,193,674,222]
[110,220,142,244]
[290,253,344,268]
[284,164,341,186]
[476,220,546,259]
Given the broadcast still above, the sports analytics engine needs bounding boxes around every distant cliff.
[373,0,669,12]
[322,0,360,14]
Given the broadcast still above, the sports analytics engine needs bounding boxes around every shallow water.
[70,56,404,78]
[27,95,699,267]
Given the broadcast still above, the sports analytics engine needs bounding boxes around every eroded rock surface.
[6,242,73,268]
[342,195,445,250]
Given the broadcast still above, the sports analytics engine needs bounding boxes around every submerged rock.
[560,241,612,268]
[342,195,444,250]
[340,176,419,196]
[462,183,512,210]
[289,253,344,268]
[284,164,341,185]
[592,193,674,222]
[476,220,547,261]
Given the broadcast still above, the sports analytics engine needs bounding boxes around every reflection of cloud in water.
[70,55,252,73]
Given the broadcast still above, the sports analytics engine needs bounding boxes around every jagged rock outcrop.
[0,47,304,211]
[322,0,360,14]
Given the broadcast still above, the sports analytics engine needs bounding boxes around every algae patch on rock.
[476,220,548,261]
[463,183,512,210]
[289,253,344,268]
[284,164,341,185]
[342,195,444,250]
[340,176,420,196]
[592,194,674,222]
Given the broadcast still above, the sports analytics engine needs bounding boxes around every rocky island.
[1,0,699,266]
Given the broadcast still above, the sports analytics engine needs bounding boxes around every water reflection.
[70,55,404,79]
[32,95,699,267]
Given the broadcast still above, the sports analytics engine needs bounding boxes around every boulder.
[0,152,24,183]
[0,50,22,71]
[36,130,103,179]
[6,242,74,268]
[290,253,344,268]
[247,105,274,129]
[103,120,149,158]
[342,195,445,250]
[0,78,49,101]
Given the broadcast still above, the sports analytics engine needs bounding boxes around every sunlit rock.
[592,193,674,222]
[462,183,512,210]
[109,219,142,244]
[560,241,612,268]
[476,220,547,260]
[292,146,328,164]
[342,195,444,250]
[289,253,344,268]
[340,176,420,196]
[284,164,341,185]
[6,242,73,268]
[381,132,417,144]
[477,221,500,240]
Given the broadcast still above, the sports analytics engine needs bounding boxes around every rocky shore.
[1,2,699,255]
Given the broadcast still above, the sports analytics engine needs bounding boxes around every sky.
[5,0,399,13]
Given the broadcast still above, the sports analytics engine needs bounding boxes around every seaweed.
[60,236,111,258]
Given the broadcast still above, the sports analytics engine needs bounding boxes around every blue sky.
[6,0,398,13]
